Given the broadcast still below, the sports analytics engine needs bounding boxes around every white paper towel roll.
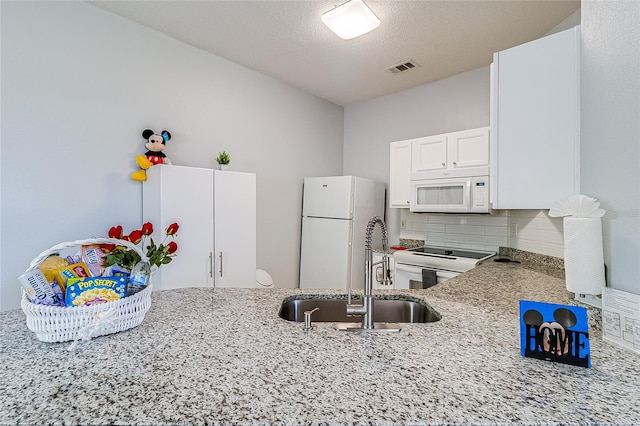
[563,217,605,295]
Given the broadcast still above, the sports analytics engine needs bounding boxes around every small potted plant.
[215,151,230,170]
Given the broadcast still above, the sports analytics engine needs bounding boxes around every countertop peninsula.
[2,258,640,425]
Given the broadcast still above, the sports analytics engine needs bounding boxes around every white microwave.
[410,176,490,213]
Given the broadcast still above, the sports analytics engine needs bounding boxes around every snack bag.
[65,276,127,307]
[19,269,63,306]
[81,245,109,277]
[38,255,70,283]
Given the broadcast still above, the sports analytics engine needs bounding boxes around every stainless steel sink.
[278,295,441,323]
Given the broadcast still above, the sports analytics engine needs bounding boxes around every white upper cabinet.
[389,140,411,208]
[448,128,490,170]
[411,134,448,174]
[389,126,489,209]
[411,127,490,180]
[490,26,580,209]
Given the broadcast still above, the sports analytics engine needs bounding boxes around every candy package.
[81,245,109,277]
[54,262,92,292]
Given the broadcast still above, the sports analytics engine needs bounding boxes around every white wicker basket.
[21,237,153,343]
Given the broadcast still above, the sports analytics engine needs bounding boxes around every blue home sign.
[520,300,591,368]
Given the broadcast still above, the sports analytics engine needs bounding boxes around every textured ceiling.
[89,0,580,106]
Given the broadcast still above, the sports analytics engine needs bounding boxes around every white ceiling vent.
[387,60,420,74]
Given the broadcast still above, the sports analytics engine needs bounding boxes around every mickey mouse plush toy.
[131,129,172,182]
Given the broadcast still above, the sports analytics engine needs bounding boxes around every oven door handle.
[395,263,461,278]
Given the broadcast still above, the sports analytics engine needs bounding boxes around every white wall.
[0,1,344,310]
[581,1,640,293]
[547,9,581,34]
[343,67,491,244]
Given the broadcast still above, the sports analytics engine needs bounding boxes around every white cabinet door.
[389,141,411,208]
[411,134,448,174]
[213,170,256,288]
[448,127,490,170]
[143,165,215,291]
[143,165,256,290]
[491,26,580,209]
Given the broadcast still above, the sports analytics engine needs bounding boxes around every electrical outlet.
[401,218,406,230]
[509,224,518,237]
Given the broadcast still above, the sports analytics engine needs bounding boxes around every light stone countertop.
[2,259,640,425]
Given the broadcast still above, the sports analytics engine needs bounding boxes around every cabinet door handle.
[219,252,223,277]
[209,252,213,278]
[441,162,446,166]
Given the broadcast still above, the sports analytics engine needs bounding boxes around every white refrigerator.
[299,176,385,290]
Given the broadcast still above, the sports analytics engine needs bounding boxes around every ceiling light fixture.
[321,0,380,40]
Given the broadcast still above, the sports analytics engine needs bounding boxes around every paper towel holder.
[573,263,607,308]
[574,293,602,308]
[549,195,606,311]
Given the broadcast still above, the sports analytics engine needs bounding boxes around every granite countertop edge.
[1,249,638,425]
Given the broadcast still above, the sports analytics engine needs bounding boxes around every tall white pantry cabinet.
[143,165,256,290]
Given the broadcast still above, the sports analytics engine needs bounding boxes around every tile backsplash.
[507,210,564,258]
[399,209,564,257]
[399,209,508,253]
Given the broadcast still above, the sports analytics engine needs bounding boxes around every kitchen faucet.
[346,216,391,330]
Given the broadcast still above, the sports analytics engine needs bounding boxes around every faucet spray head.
[365,216,388,254]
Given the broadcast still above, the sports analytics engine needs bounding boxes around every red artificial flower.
[128,229,143,245]
[104,221,180,271]
[167,241,178,254]
[141,222,154,236]
[165,223,179,236]
[108,225,123,239]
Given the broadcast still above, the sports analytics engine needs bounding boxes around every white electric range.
[393,246,495,289]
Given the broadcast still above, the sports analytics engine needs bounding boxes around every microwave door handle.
[464,180,471,210]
